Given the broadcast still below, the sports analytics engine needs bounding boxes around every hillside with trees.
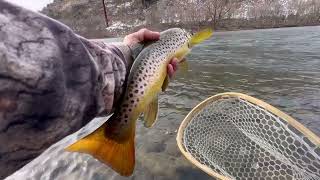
[42,0,320,38]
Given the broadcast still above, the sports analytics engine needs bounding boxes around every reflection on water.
[7,26,320,180]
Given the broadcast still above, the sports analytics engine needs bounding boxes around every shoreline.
[101,24,320,39]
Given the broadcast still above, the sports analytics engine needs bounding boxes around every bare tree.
[143,0,320,32]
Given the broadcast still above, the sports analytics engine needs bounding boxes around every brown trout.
[66,28,213,176]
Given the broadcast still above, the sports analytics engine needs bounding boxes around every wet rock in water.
[137,152,178,177]
[176,166,213,180]
[165,137,181,157]
[142,140,166,153]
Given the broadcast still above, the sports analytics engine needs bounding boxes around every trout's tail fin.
[65,119,135,176]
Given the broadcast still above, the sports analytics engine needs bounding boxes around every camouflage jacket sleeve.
[78,37,134,115]
[0,1,132,178]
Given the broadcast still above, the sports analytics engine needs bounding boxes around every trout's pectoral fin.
[179,59,189,75]
[143,95,159,128]
[65,124,135,176]
[162,75,170,92]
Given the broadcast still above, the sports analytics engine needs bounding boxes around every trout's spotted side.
[66,28,212,176]
[106,28,191,137]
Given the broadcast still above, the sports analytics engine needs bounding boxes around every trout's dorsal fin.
[143,95,159,128]
[65,121,135,176]
[162,75,170,92]
[190,28,213,47]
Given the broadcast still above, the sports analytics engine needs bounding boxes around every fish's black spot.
[137,99,140,102]
[125,115,128,118]
[125,120,128,122]
[141,91,144,95]
[139,78,142,82]
[123,104,128,107]
[140,86,143,88]
[134,90,139,93]
[129,93,133,97]
[131,100,134,103]
[129,108,132,112]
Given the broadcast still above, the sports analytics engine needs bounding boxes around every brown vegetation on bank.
[42,0,320,38]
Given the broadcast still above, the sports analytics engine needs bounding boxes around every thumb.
[136,28,160,42]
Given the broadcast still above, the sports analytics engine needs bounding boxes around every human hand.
[124,28,178,79]
[123,28,160,47]
[167,58,178,79]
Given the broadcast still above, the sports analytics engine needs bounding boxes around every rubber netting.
[182,96,320,180]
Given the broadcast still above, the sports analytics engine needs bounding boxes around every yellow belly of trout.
[137,44,191,123]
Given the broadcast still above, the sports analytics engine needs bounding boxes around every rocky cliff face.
[42,0,158,38]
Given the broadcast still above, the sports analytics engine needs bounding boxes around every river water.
[7,26,320,180]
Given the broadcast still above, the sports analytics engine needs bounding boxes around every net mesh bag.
[177,92,320,180]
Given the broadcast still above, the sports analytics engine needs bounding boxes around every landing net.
[177,92,320,180]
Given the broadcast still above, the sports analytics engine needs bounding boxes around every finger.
[171,58,179,72]
[136,28,160,42]
[143,29,160,41]
[167,64,175,79]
